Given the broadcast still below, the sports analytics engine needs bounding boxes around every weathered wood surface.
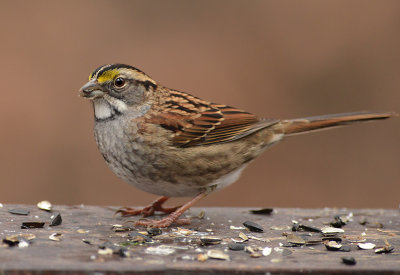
[0,205,399,274]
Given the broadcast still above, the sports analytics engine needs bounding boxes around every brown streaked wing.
[146,90,278,147]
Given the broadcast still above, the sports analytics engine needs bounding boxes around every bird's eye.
[114,77,126,88]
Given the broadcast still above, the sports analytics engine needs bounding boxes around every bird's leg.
[116,196,181,217]
[134,192,208,228]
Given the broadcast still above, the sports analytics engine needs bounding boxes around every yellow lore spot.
[97,69,120,83]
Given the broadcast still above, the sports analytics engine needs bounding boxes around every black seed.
[21,222,45,229]
[293,223,322,233]
[147,227,162,236]
[82,239,92,245]
[330,219,344,228]
[322,237,342,242]
[250,208,273,215]
[3,238,18,246]
[375,245,394,254]
[118,247,129,257]
[200,236,222,245]
[228,242,245,251]
[292,223,300,232]
[243,221,264,232]
[9,209,30,216]
[340,246,351,252]
[342,256,356,265]
[50,213,62,226]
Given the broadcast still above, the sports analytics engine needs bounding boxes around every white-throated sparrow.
[79,64,393,228]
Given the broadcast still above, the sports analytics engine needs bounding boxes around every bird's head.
[79,64,157,120]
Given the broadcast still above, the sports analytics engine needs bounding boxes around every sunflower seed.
[342,256,356,265]
[200,236,222,245]
[228,242,245,251]
[243,221,264,232]
[21,222,45,229]
[250,208,273,215]
[207,249,230,260]
[286,233,306,245]
[358,243,376,250]
[8,208,30,216]
[37,200,52,211]
[324,240,342,251]
[49,233,63,241]
[50,213,62,226]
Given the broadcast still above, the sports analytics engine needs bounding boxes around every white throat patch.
[93,96,128,120]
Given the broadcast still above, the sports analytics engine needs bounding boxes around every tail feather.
[275,111,394,136]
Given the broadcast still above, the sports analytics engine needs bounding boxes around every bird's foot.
[116,196,180,217]
[120,192,208,228]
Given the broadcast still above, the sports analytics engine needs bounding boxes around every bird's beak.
[79,79,105,99]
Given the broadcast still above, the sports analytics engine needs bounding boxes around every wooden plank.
[0,205,399,274]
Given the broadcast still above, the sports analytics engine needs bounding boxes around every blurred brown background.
[0,1,398,209]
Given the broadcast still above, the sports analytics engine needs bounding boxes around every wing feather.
[145,90,278,147]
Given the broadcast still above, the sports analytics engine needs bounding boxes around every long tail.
[273,111,394,136]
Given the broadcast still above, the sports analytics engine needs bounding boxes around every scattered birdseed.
[374,240,394,254]
[176,227,193,236]
[98,247,113,255]
[245,246,256,254]
[49,233,63,241]
[147,227,162,236]
[111,224,133,232]
[250,208,273,215]
[37,200,52,211]
[250,252,263,258]
[18,240,29,248]
[118,247,130,258]
[239,232,249,241]
[197,253,208,262]
[358,243,376,250]
[228,242,245,251]
[207,249,230,260]
[243,221,264,232]
[324,240,342,251]
[21,222,45,229]
[262,247,272,256]
[321,227,344,236]
[230,225,245,230]
[82,239,92,245]
[342,256,356,265]
[3,234,35,247]
[285,233,306,245]
[8,208,30,216]
[77,229,89,234]
[145,245,176,256]
[50,213,62,226]
[340,246,351,252]
[292,223,322,233]
[248,235,270,243]
[200,236,222,245]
